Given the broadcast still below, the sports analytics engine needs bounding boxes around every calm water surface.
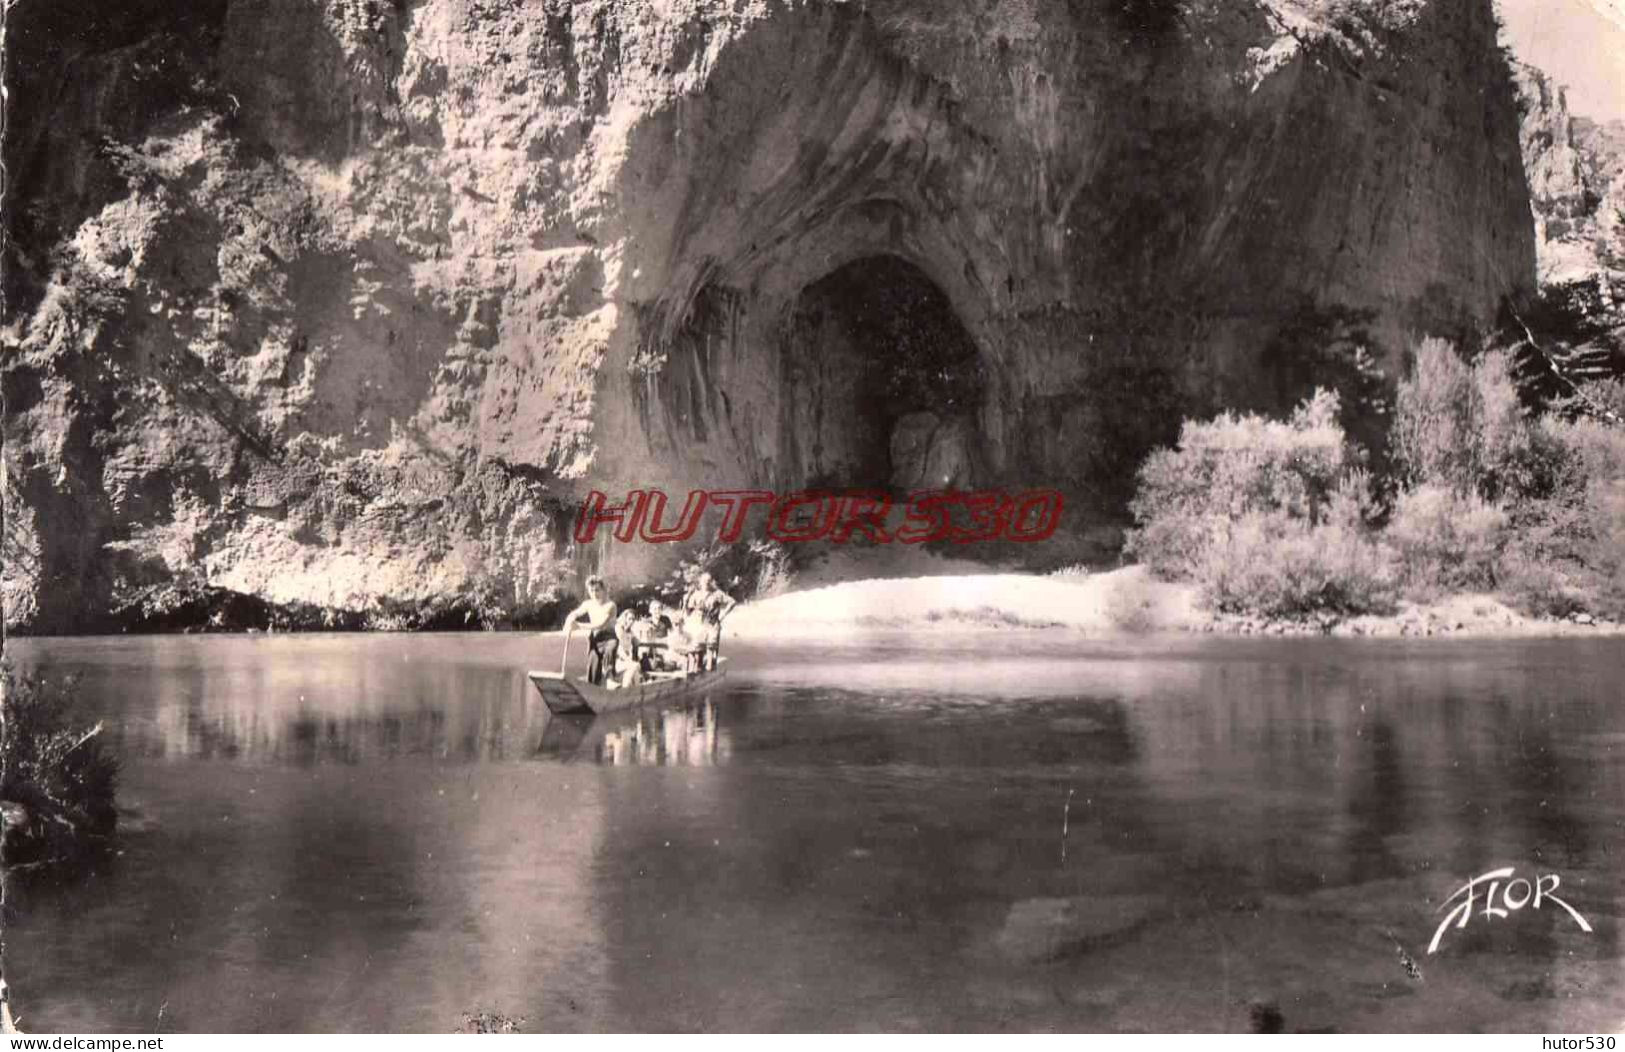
[5,633,1623,1032]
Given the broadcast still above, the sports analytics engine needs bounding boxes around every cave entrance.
[780,255,987,493]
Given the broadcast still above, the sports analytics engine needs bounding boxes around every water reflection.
[597,701,727,767]
[138,659,547,763]
[3,635,1623,1032]
[535,701,731,766]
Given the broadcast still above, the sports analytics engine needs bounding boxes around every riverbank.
[11,564,1622,641]
[725,566,1625,640]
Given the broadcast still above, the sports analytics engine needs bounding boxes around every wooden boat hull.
[528,658,728,715]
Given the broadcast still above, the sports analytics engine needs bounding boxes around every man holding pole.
[561,574,619,685]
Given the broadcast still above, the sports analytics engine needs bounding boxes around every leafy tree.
[1498,281,1625,422]
[1,665,118,865]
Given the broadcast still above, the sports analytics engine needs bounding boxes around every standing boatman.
[562,574,619,685]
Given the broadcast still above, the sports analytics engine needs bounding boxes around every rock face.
[2,0,1535,632]
[1515,62,1625,290]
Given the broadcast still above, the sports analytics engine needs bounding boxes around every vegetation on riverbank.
[0,665,118,869]
[1124,335,1625,626]
[724,564,1625,639]
[101,575,575,634]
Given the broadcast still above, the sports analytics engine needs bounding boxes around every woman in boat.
[610,627,647,690]
[562,574,618,685]
[605,608,642,690]
[650,596,704,675]
[616,604,672,675]
[633,602,669,669]
[682,572,737,671]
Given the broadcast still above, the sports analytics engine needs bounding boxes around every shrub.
[1127,393,1394,618]
[1127,388,1352,580]
[1196,508,1395,619]
[1128,342,1625,622]
[1547,414,1625,482]
[1392,339,1553,501]
[1,665,119,863]
[1384,341,1625,613]
[1392,337,1478,493]
[1564,377,1625,422]
[1475,348,1552,498]
[1497,547,1588,618]
[1503,278,1625,417]
[1104,574,1159,633]
[1486,417,1625,618]
[1575,479,1625,618]
[1385,484,1509,597]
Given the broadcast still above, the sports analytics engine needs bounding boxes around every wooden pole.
[0,665,14,1033]
[1,849,15,1034]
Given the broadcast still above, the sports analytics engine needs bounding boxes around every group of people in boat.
[561,572,737,689]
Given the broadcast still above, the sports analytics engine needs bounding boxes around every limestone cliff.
[1514,61,1625,289]
[2,0,1536,633]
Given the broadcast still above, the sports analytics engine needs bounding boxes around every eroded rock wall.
[1516,61,1625,290]
[1,0,1535,632]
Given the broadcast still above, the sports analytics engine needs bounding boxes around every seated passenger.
[633,603,668,646]
[626,601,674,674]
[608,656,644,691]
[614,608,642,661]
[658,604,706,675]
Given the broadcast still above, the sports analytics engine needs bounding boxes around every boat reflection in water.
[601,699,727,766]
[538,700,730,767]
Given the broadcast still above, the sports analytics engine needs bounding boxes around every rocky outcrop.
[1,0,1536,632]
[1514,62,1625,290]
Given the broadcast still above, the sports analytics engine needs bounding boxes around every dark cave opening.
[780,255,987,493]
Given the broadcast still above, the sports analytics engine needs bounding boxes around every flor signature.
[1429,867,1593,955]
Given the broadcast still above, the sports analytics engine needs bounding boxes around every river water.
[4,633,1622,1033]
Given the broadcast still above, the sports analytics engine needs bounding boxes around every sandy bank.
[726,567,1625,640]
[728,567,1199,639]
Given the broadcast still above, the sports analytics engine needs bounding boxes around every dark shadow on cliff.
[3,3,231,320]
